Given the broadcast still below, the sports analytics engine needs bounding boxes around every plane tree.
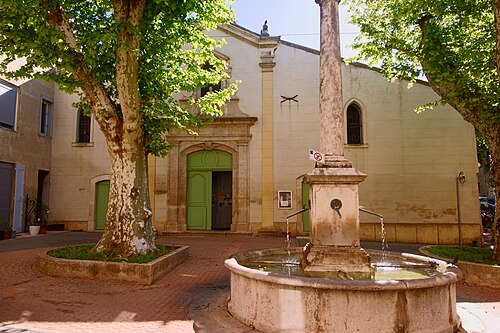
[0,0,236,256]
[345,0,500,260]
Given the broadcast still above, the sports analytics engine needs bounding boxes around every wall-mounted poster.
[278,190,292,209]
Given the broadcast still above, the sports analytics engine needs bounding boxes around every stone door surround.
[165,116,257,233]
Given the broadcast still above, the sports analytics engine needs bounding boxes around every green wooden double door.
[187,150,232,231]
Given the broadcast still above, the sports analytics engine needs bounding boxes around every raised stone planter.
[420,246,500,289]
[36,245,189,285]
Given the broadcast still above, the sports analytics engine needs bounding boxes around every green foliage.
[476,129,491,171]
[426,245,499,266]
[344,0,500,124]
[346,0,500,260]
[48,243,175,263]
[0,0,236,157]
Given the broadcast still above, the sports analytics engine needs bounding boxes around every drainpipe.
[455,172,466,246]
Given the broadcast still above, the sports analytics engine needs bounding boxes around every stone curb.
[36,245,189,285]
[189,287,260,333]
[419,246,500,289]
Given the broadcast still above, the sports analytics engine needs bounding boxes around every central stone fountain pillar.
[302,0,373,277]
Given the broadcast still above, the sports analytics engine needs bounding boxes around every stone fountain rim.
[225,247,461,291]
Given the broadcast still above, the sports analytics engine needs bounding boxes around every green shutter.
[95,180,110,230]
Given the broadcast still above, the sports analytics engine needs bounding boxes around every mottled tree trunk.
[493,181,500,262]
[44,1,155,256]
[484,125,500,261]
[91,0,153,256]
[490,0,500,261]
[93,142,156,256]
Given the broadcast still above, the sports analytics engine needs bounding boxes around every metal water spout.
[359,206,383,219]
[285,208,309,249]
[455,172,466,245]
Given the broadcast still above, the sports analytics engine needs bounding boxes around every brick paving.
[0,232,499,333]
[0,233,287,333]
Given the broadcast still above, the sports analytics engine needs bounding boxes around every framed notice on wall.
[278,190,292,209]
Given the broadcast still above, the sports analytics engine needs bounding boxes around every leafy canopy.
[344,0,499,124]
[0,0,236,156]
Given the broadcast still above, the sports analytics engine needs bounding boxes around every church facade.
[2,24,482,244]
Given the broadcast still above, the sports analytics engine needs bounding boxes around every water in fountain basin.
[241,252,441,281]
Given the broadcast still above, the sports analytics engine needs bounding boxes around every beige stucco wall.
[342,65,481,244]
[44,24,481,244]
[49,89,110,230]
[266,39,480,244]
[272,42,321,229]
[0,77,54,229]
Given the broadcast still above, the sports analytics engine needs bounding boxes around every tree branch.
[45,3,79,51]
[417,13,434,50]
[43,1,120,144]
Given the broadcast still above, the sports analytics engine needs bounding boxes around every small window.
[40,98,53,137]
[76,109,91,143]
[346,103,363,144]
[0,80,18,130]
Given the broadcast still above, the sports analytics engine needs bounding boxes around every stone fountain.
[301,0,370,278]
[225,1,462,332]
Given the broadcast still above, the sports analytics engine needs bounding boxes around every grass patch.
[426,245,499,266]
[48,244,176,264]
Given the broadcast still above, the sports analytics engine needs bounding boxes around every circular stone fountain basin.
[225,247,462,333]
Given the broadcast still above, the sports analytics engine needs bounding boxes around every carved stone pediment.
[221,97,249,118]
[178,97,250,119]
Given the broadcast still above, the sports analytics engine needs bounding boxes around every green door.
[187,171,212,230]
[302,182,310,232]
[95,180,110,230]
[186,150,232,230]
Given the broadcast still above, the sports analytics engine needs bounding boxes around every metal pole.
[456,172,466,246]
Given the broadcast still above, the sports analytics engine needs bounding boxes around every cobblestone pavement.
[0,232,499,333]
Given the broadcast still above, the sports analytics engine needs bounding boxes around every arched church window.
[346,103,363,144]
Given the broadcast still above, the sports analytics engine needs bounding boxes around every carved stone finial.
[260,20,269,37]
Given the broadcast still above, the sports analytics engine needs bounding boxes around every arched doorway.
[187,150,232,230]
